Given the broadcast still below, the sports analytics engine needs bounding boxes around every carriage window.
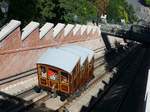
[41,66,46,78]
[48,69,58,81]
[61,72,69,83]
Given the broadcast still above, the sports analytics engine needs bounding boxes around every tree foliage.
[59,0,97,24]
[107,0,137,23]
[8,0,37,26]
[94,0,109,15]
[0,0,97,27]
[145,0,150,6]
[36,0,55,24]
[0,0,138,26]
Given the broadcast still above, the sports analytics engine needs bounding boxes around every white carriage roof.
[64,24,74,37]
[81,25,87,35]
[37,48,80,74]
[53,23,65,38]
[67,45,94,62]
[22,21,40,40]
[40,23,54,39]
[60,46,88,66]
[0,20,21,42]
[73,24,81,36]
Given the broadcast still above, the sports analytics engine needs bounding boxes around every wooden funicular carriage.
[36,45,94,101]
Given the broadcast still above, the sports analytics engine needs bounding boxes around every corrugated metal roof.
[68,45,94,62]
[60,46,88,66]
[21,21,40,40]
[0,20,21,42]
[37,48,80,74]
[40,23,54,39]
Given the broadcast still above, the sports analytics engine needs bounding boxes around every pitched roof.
[87,25,93,34]
[21,21,39,40]
[81,25,87,35]
[37,48,80,74]
[73,24,81,36]
[0,20,21,42]
[40,23,54,39]
[53,23,65,38]
[64,24,74,37]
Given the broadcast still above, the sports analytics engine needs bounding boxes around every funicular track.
[0,47,106,112]
[0,47,104,85]
[0,44,139,112]
[57,44,141,112]
[18,54,107,110]
[84,45,147,112]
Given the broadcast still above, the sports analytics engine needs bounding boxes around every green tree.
[36,0,55,24]
[58,0,97,24]
[8,0,37,27]
[107,0,137,23]
[0,0,97,26]
[145,0,150,5]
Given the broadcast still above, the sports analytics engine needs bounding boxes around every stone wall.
[0,20,101,54]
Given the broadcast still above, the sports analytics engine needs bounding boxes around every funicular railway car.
[69,45,94,80]
[60,45,91,88]
[37,45,94,101]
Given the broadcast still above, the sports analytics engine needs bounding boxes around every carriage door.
[60,72,69,94]
[39,66,47,87]
[48,68,59,91]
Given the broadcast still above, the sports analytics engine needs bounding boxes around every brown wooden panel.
[40,78,47,85]
[0,27,21,52]
[60,84,69,93]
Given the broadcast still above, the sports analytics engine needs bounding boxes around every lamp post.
[0,0,9,27]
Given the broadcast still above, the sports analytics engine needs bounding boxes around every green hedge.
[145,0,150,5]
